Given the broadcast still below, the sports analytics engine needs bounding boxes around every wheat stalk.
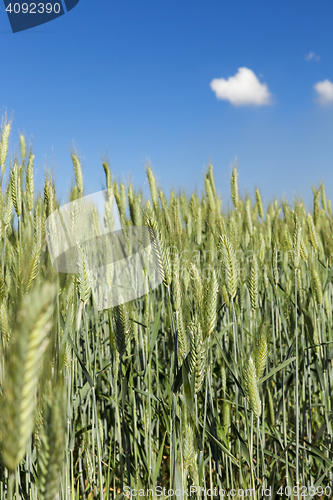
[267,386,275,426]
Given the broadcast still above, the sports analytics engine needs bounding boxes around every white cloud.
[305,51,320,61]
[210,67,272,106]
[314,79,333,105]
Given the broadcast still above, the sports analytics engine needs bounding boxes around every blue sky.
[1,0,333,211]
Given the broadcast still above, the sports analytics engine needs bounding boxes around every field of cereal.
[0,118,332,499]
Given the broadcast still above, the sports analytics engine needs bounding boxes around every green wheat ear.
[146,212,171,288]
[242,354,261,419]
[311,266,323,307]
[171,252,181,313]
[77,245,92,306]
[307,213,319,251]
[204,267,218,337]
[159,190,172,235]
[38,382,66,500]
[19,134,26,164]
[182,415,199,487]
[71,153,83,194]
[255,188,264,219]
[248,254,259,312]
[245,198,253,237]
[189,319,207,394]
[103,160,112,190]
[146,164,159,210]
[0,121,11,176]
[11,161,22,218]
[231,165,239,209]
[254,321,268,380]
[26,150,35,212]
[0,283,56,472]
[114,301,130,358]
[219,234,238,301]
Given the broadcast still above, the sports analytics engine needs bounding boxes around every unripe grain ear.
[1,283,56,472]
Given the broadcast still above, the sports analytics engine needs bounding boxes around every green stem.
[295,267,299,499]
[7,472,14,500]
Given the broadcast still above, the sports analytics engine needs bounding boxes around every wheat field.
[0,117,332,499]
